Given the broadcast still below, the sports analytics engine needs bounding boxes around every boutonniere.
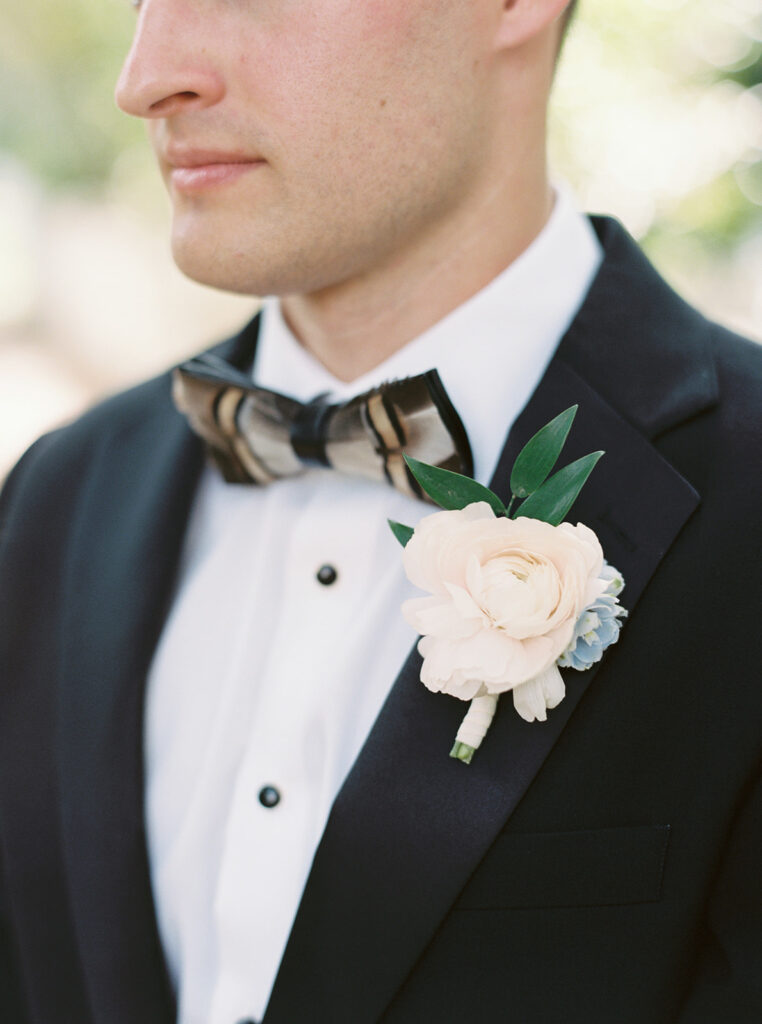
[389,406,627,764]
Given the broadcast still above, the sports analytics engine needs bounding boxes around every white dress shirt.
[144,189,602,1024]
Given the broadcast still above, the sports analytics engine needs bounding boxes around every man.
[1,0,761,1021]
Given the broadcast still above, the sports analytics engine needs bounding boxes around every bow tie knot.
[173,352,472,501]
[288,394,335,467]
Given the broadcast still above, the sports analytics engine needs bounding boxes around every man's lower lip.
[170,161,264,191]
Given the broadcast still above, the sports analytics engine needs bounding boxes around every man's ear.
[494,0,573,50]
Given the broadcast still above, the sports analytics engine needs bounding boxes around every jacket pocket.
[454,824,671,910]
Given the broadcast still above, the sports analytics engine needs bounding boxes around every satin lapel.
[264,223,717,1024]
[56,325,259,1024]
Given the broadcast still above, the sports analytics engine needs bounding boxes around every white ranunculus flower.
[402,502,608,719]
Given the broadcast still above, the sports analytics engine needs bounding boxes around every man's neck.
[280,173,554,383]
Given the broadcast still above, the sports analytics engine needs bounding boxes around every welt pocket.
[454,824,671,910]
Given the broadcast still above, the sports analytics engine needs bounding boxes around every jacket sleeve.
[0,845,30,1024]
[677,762,762,1022]
[0,441,54,1024]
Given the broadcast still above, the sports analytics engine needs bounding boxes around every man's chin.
[170,234,266,296]
[169,233,342,299]
[167,214,365,298]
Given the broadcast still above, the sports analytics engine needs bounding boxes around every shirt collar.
[254,186,602,485]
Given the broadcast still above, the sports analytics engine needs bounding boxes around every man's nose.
[115,0,225,119]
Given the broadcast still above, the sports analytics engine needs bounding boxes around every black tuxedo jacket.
[1,218,762,1024]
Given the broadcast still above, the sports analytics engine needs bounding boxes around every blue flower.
[557,567,627,672]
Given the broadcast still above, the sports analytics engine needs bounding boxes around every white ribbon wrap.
[455,693,499,750]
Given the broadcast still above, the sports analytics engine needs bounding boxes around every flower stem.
[450,741,476,764]
[450,694,499,764]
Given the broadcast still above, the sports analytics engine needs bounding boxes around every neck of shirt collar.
[254,185,602,486]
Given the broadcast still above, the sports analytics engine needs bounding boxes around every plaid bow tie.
[172,353,472,501]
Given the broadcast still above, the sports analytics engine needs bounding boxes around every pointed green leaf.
[516,451,604,526]
[509,405,577,499]
[404,456,505,516]
[388,519,415,547]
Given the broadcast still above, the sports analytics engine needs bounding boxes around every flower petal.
[512,665,566,722]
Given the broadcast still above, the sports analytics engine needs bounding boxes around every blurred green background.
[0,0,760,474]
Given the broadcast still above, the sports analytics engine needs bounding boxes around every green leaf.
[509,405,578,499]
[516,451,604,526]
[388,519,415,547]
[404,456,505,516]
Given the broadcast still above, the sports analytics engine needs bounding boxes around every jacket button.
[258,785,281,808]
[316,564,338,585]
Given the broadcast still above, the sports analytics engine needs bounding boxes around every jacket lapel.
[56,324,260,1023]
[263,219,718,1024]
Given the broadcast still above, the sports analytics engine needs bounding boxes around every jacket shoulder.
[0,312,261,516]
[700,323,762,464]
[709,322,762,414]
[0,369,176,526]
